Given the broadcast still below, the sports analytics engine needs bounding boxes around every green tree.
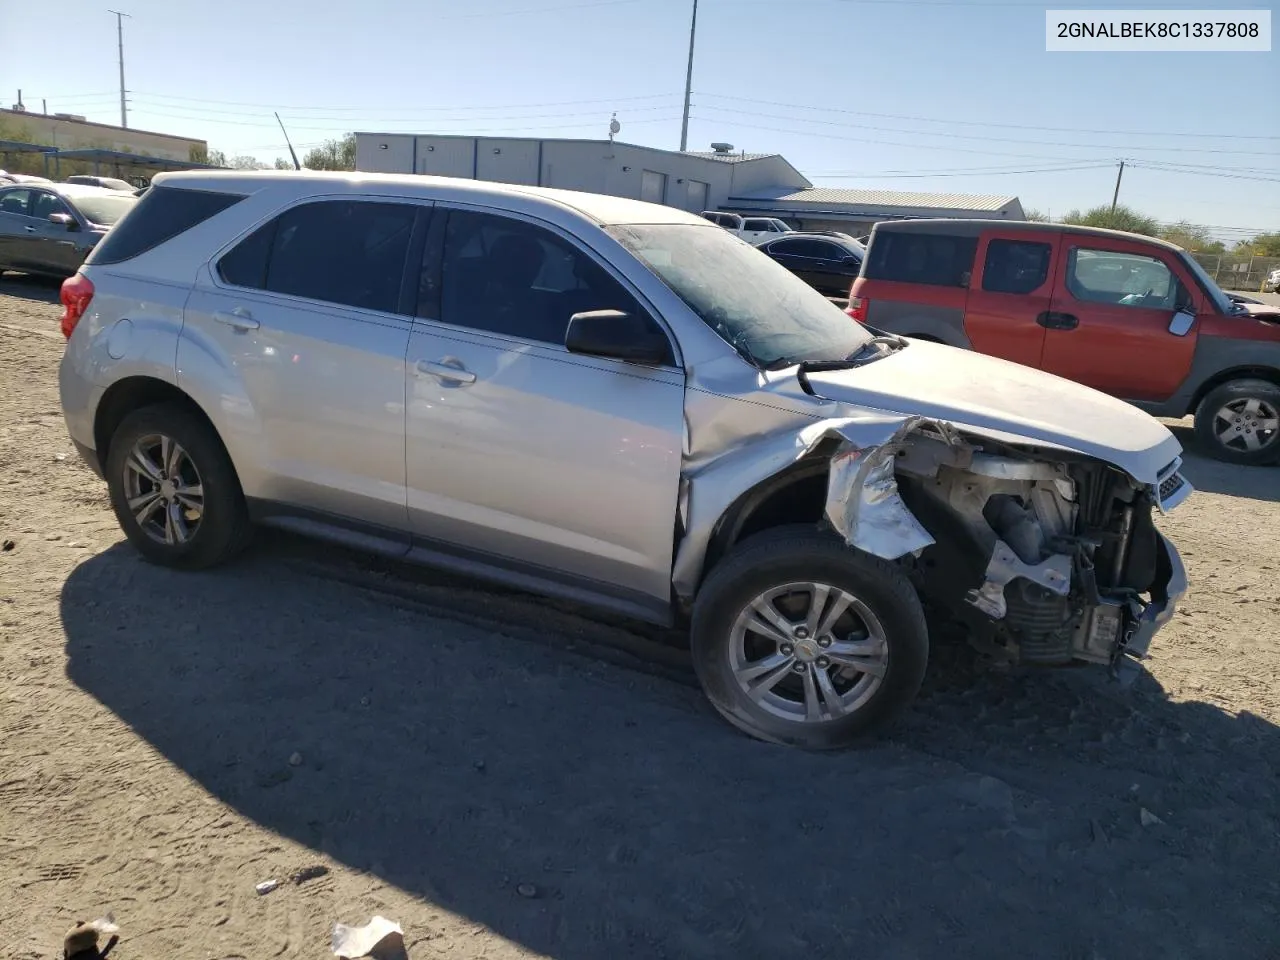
[1022,208,1051,222]
[1158,220,1218,252]
[1061,204,1159,236]
[1234,232,1280,257]
[273,157,295,170]
[302,133,357,171]
[229,155,267,170]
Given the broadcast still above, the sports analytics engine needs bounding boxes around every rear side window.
[772,238,833,259]
[90,185,244,265]
[982,239,1052,294]
[864,231,977,287]
[217,200,417,314]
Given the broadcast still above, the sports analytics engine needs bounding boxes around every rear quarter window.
[864,231,978,287]
[88,185,245,265]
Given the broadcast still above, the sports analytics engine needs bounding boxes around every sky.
[2,0,1277,243]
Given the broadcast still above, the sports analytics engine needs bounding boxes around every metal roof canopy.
[0,139,58,154]
[51,148,220,171]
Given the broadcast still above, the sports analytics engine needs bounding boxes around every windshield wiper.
[790,335,908,372]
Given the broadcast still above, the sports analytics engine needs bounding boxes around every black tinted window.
[264,201,415,313]
[771,238,831,258]
[439,210,655,347]
[217,221,276,289]
[0,189,31,216]
[31,192,71,220]
[864,231,978,287]
[90,185,244,264]
[982,238,1052,294]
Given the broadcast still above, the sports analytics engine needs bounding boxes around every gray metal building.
[355,134,810,213]
[353,132,1023,230]
[725,186,1025,236]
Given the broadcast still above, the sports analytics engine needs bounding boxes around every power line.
[124,98,681,123]
[124,90,680,112]
[694,104,1280,157]
[811,163,1116,178]
[696,91,1280,141]
[127,110,683,136]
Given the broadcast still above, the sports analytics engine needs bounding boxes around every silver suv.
[59,171,1191,749]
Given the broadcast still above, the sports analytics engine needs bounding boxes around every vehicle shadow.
[61,543,1280,959]
[0,272,62,305]
[1163,420,1280,502]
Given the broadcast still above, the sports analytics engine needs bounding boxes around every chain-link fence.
[1189,252,1280,293]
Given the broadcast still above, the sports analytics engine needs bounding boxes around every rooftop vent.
[53,113,87,122]
[709,142,735,154]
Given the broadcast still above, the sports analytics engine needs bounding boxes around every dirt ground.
[2,276,1278,960]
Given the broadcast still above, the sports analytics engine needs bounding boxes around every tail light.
[60,273,95,339]
[845,296,868,324]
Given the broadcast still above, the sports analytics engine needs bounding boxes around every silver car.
[58,171,1190,749]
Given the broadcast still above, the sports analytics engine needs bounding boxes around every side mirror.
[1168,308,1195,337]
[49,212,78,231]
[565,309,671,366]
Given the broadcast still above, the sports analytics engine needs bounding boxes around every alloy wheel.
[121,433,205,546]
[728,581,889,724]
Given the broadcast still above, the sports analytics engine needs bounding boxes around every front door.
[404,207,685,614]
[963,230,1057,369]
[28,189,86,275]
[180,197,422,532]
[1040,237,1198,402]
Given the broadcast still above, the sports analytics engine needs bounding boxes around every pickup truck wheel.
[1194,379,1280,465]
[105,403,253,569]
[690,526,928,749]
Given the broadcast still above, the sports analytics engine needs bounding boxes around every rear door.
[0,188,34,269]
[963,230,1058,368]
[1040,237,1198,402]
[182,196,422,533]
[855,228,977,342]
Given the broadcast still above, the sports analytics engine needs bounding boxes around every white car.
[1266,266,1280,293]
[700,211,794,245]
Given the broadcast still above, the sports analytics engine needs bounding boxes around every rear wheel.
[105,403,252,569]
[1193,379,1280,465]
[690,526,929,749]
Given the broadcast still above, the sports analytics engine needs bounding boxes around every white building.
[354,132,1023,231]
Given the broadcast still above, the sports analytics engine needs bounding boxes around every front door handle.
[416,358,476,385]
[213,307,260,331]
[1036,311,1079,330]
[23,225,36,233]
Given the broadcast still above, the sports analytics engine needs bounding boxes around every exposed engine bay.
[882,425,1188,671]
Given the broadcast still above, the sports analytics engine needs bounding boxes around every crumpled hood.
[801,339,1183,486]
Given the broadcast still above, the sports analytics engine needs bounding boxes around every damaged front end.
[883,427,1190,679]
[677,413,1190,679]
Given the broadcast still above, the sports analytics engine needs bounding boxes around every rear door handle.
[415,358,476,385]
[213,307,260,331]
[1036,311,1079,330]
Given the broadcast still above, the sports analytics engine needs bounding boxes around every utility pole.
[1110,159,1125,214]
[679,0,698,152]
[108,9,131,128]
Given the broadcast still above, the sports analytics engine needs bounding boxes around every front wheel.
[690,527,929,749]
[1193,379,1280,466]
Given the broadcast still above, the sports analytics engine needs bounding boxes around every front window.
[1067,248,1183,311]
[608,222,872,369]
[1178,251,1235,315]
[70,193,137,226]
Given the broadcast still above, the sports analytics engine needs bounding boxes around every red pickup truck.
[847,220,1280,465]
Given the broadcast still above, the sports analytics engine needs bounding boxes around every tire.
[690,525,929,749]
[105,402,252,569]
[1193,379,1280,466]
